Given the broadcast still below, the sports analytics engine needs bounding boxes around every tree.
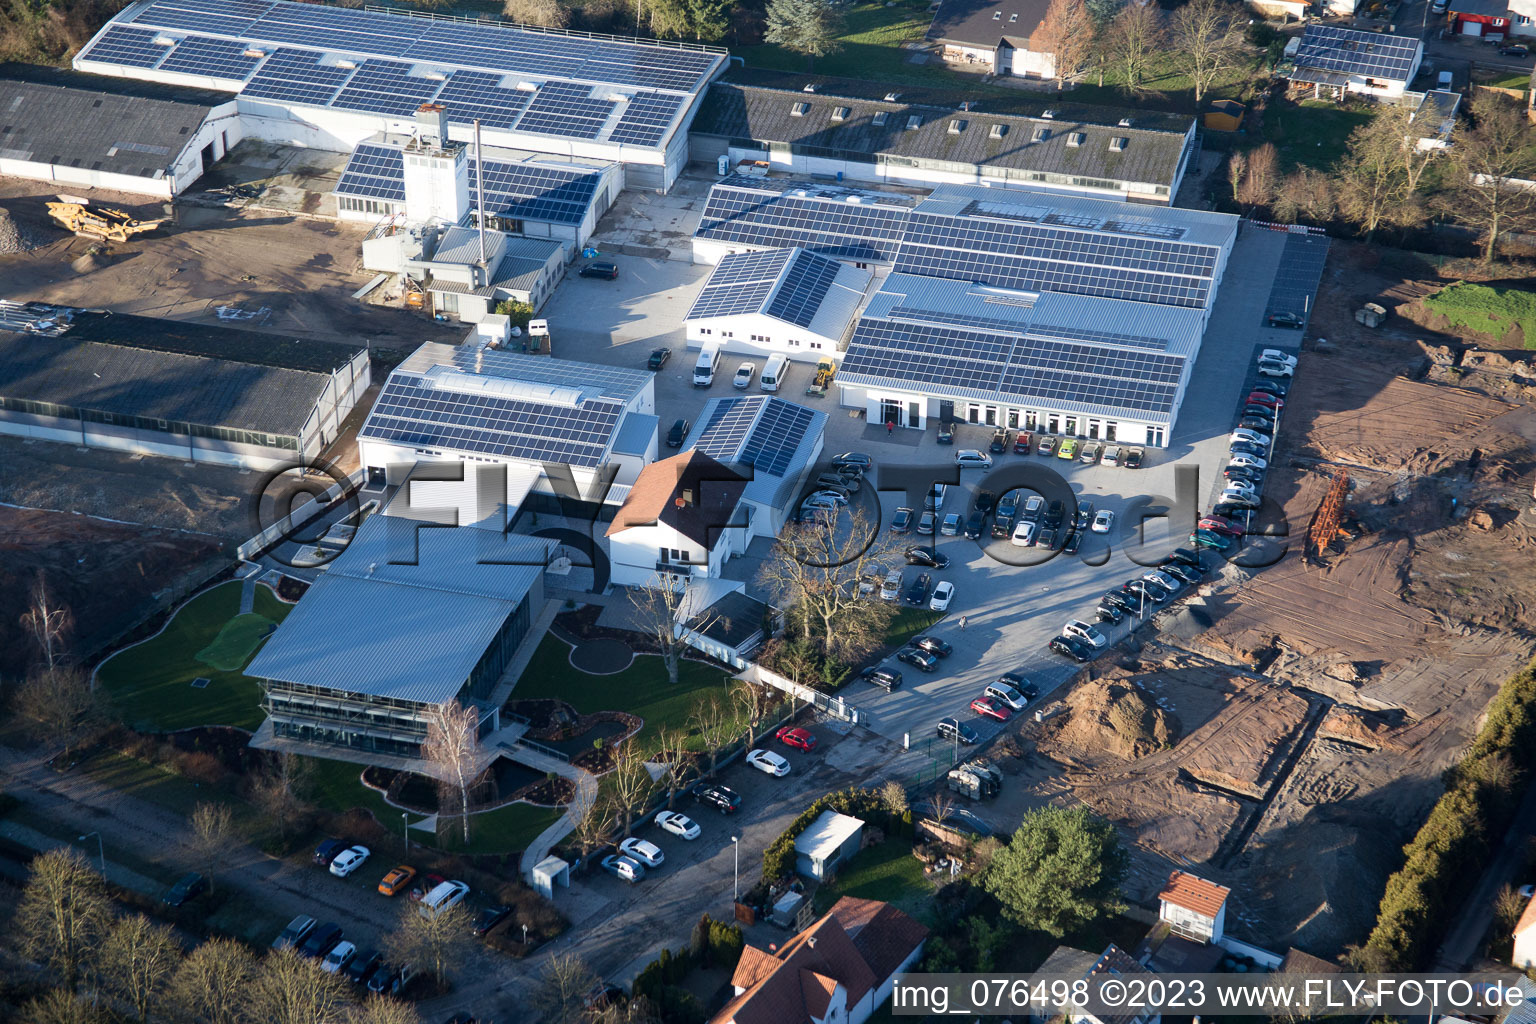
[570,795,615,863]
[656,725,690,809]
[756,509,898,664]
[14,665,104,759]
[503,0,570,26]
[1495,883,1528,933]
[15,848,113,990]
[1169,0,1243,105]
[421,700,487,845]
[1106,1,1164,92]
[1273,168,1336,225]
[189,801,236,894]
[250,948,353,1024]
[20,990,101,1024]
[1034,0,1092,90]
[627,576,721,685]
[251,751,312,843]
[730,680,774,751]
[983,805,1127,936]
[1335,104,1423,239]
[1236,143,1280,210]
[384,901,475,989]
[764,0,843,68]
[1226,151,1246,204]
[98,915,180,1024]
[879,780,909,818]
[690,692,736,778]
[169,937,258,1024]
[925,790,955,825]
[529,953,599,1024]
[606,741,655,838]
[1444,92,1536,262]
[20,571,73,673]
[346,997,423,1024]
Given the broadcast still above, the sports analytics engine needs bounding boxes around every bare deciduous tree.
[1444,92,1536,262]
[15,848,113,990]
[421,700,487,845]
[1495,883,1528,933]
[626,576,722,685]
[605,741,655,837]
[1034,0,1092,90]
[529,953,599,1024]
[1227,151,1247,204]
[189,801,236,894]
[689,692,736,778]
[384,900,475,989]
[98,914,180,1023]
[20,989,101,1024]
[1107,1,1164,91]
[250,948,353,1024]
[925,790,956,826]
[730,680,775,750]
[756,509,898,664]
[1335,103,1426,239]
[169,936,258,1024]
[21,572,73,673]
[346,998,424,1024]
[570,795,615,863]
[251,751,312,843]
[503,0,571,26]
[15,666,104,760]
[1236,143,1280,209]
[655,725,691,809]
[1273,168,1337,225]
[880,780,909,817]
[1170,0,1243,105]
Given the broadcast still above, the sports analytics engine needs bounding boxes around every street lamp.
[730,836,740,904]
[402,811,409,852]
[77,832,104,875]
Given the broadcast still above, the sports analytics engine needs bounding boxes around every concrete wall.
[0,411,302,469]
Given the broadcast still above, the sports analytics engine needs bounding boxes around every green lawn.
[96,581,291,732]
[76,748,243,817]
[513,634,743,756]
[437,802,566,855]
[1424,281,1536,348]
[813,841,935,918]
[884,606,944,646]
[735,0,961,87]
[1263,99,1371,172]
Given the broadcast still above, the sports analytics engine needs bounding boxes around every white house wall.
[685,311,841,364]
[839,383,1170,447]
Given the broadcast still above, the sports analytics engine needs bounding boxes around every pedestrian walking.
[959,615,968,630]
[887,420,895,436]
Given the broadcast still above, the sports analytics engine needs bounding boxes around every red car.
[1199,515,1245,537]
[1245,392,1284,409]
[969,696,1012,722]
[776,726,817,752]
[1013,431,1032,454]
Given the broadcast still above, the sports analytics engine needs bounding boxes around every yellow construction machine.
[46,197,162,243]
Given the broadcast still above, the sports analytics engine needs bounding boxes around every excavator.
[46,196,162,243]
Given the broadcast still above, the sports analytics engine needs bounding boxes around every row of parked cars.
[1196,350,1294,551]
[797,452,873,522]
[943,424,1147,470]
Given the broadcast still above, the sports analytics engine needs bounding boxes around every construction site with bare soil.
[999,241,1536,960]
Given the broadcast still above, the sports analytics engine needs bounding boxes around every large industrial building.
[0,62,240,197]
[0,309,368,468]
[688,178,1238,447]
[684,247,870,362]
[74,0,727,192]
[690,82,1197,204]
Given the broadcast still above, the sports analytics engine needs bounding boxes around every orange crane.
[1308,471,1351,558]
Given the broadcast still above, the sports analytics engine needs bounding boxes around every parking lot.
[542,225,1309,758]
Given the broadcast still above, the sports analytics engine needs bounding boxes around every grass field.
[812,841,935,918]
[513,634,743,755]
[1264,99,1370,172]
[1424,281,1536,348]
[96,581,291,732]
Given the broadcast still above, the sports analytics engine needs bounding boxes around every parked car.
[940,512,962,536]
[601,854,645,884]
[917,511,936,536]
[578,262,619,279]
[1021,495,1045,521]
[1225,465,1264,486]
[905,546,950,569]
[746,748,791,776]
[378,865,416,897]
[1035,526,1058,550]
[890,507,914,533]
[732,362,755,389]
[321,941,357,974]
[937,421,954,444]
[997,492,1019,518]
[955,449,993,469]
[831,452,873,471]
[1160,562,1204,585]
[1267,311,1305,329]
[963,510,986,540]
[1231,427,1271,446]
[1042,501,1065,529]
[619,838,665,869]
[985,681,1028,710]
[419,880,470,917]
[896,647,938,672]
[904,573,933,605]
[1230,453,1268,470]
[653,812,700,842]
[1230,441,1268,459]
[1123,447,1145,469]
[1062,530,1082,555]
[163,872,207,908]
[863,668,903,691]
[1080,441,1103,464]
[1096,603,1124,625]
[1049,636,1095,662]
[646,348,670,370]
[1192,529,1233,551]
[912,635,953,657]
[936,717,980,745]
[692,782,741,814]
[776,726,817,752]
[298,923,344,961]
[924,482,948,511]
[343,949,381,985]
[1063,619,1107,648]
[329,845,370,878]
[973,490,996,513]
[1245,401,1279,419]
[1092,509,1115,534]
[991,515,1014,539]
[1011,519,1038,547]
[1058,439,1080,460]
[366,962,417,997]
[1257,360,1294,379]
[879,570,903,602]
[1013,431,1032,454]
[666,418,690,448]
[970,696,1011,721]
[1037,435,1057,457]
[1218,493,1261,512]
[1250,380,1287,398]
[989,430,1011,454]
[1101,589,1135,612]
[1239,415,1278,433]
[1143,570,1184,594]
[1073,502,1095,531]
[1246,392,1283,410]
[408,873,446,903]
[313,839,348,866]
[930,580,956,611]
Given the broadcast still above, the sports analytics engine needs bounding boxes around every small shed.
[1205,100,1246,132]
[529,856,570,899]
[794,810,865,880]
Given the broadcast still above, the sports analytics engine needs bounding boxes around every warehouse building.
[832,185,1238,448]
[693,175,921,266]
[357,331,657,514]
[690,82,1196,204]
[0,62,240,197]
[248,474,552,765]
[0,310,368,467]
[75,0,727,192]
[684,247,870,362]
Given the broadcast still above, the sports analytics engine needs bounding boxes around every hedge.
[1362,657,1536,968]
[760,787,888,882]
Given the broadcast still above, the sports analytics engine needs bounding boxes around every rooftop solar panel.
[433,70,532,131]
[697,180,913,262]
[687,249,793,320]
[156,34,265,79]
[1295,24,1419,80]
[129,0,264,35]
[242,47,356,106]
[515,81,614,140]
[692,397,760,463]
[608,91,683,147]
[332,58,446,116]
[334,142,406,203]
[764,251,841,329]
[740,400,815,476]
[78,26,172,69]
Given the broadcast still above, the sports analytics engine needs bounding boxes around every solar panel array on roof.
[332,59,445,116]
[687,249,794,320]
[242,47,355,105]
[764,251,842,329]
[1295,24,1419,80]
[739,399,815,476]
[696,177,914,261]
[333,140,603,225]
[157,35,264,79]
[80,26,171,69]
[516,81,614,140]
[433,70,532,131]
[609,91,685,147]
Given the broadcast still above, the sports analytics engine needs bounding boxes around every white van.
[760,354,788,392]
[419,879,469,917]
[693,344,719,387]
